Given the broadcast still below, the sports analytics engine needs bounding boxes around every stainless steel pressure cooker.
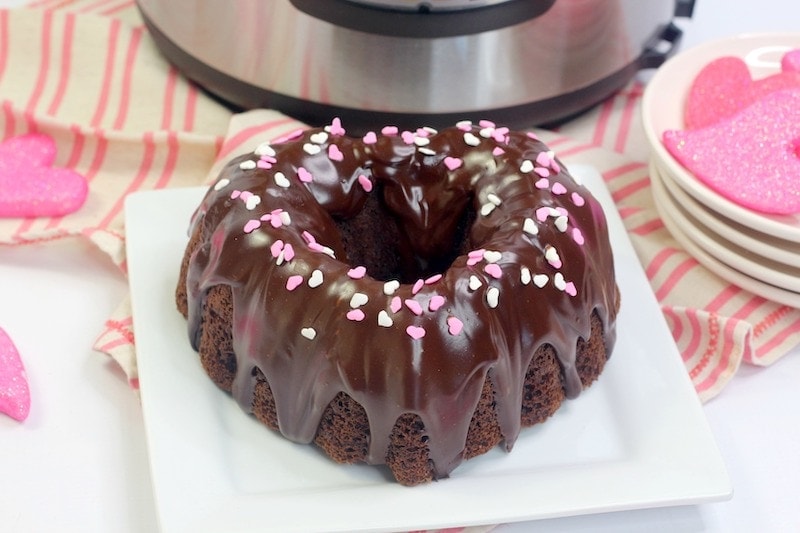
[137,0,695,132]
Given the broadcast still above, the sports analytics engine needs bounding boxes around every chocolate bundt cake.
[175,119,620,485]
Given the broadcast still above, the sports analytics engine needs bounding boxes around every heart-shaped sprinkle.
[554,215,568,232]
[256,159,272,170]
[254,142,276,156]
[545,246,562,268]
[245,194,261,210]
[381,125,399,136]
[492,146,505,156]
[358,174,373,192]
[486,287,500,308]
[243,219,261,233]
[346,309,365,321]
[572,228,585,245]
[281,243,295,262]
[377,310,393,327]
[274,172,290,188]
[534,177,549,189]
[536,206,554,222]
[467,249,485,266]
[554,272,567,291]
[519,160,534,173]
[270,239,284,258]
[363,131,378,144]
[534,166,550,178]
[406,325,426,340]
[308,269,324,288]
[412,279,424,294]
[302,143,321,155]
[347,266,367,279]
[463,132,481,146]
[487,193,502,207]
[456,120,473,131]
[297,167,313,183]
[214,178,231,191]
[480,203,496,216]
[286,275,304,291]
[533,274,549,288]
[350,292,369,308]
[0,327,30,422]
[565,281,577,296]
[404,299,423,316]
[390,296,403,313]
[520,266,531,285]
[401,131,415,144]
[571,192,585,206]
[428,295,446,311]
[425,274,442,285]
[301,327,317,340]
[536,150,553,167]
[239,159,257,170]
[552,182,567,195]
[522,218,538,236]
[468,275,482,291]
[383,280,400,295]
[327,117,346,136]
[484,263,502,279]
[0,133,89,218]
[414,136,430,147]
[444,156,463,170]
[328,144,344,162]
[310,131,329,144]
[447,316,464,336]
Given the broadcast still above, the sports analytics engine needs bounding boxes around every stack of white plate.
[642,33,800,308]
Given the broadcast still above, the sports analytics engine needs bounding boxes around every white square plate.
[126,165,731,533]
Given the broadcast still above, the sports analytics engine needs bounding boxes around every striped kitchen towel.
[1,1,799,402]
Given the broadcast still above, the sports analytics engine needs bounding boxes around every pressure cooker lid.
[289,0,557,37]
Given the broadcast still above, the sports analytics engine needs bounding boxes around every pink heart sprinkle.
[536,151,553,167]
[297,167,313,183]
[412,279,424,294]
[425,274,442,285]
[484,263,502,279]
[536,207,552,222]
[346,309,365,321]
[358,174,373,192]
[444,156,463,170]
[256,159,272,169]
[552,182,567,195]
[363,131,378,144]
[447,316,464,336]
[302,230,316,244]
[0,133,88,218]
[286,275,304,291]
[348,266,367,279]
[328,117,346,136]
[534,178,549,189]
[401,131,415,144]
[467,248,485,266]
[565,282,577,296]
[230,189,242,199]
[382,125,399,136]
[282,243,296,261]
[492,147,505,156]
[428,295,446,311]
[405,299,423,316]
[243,219,261,234]
[328,144,344,162]
[572,228,585,245]
[270,240,285,258]
[571,192,585,206]
[534,166,550,178]
[390,296,402,313]
[406,325,426,340]
[0,327,30,422]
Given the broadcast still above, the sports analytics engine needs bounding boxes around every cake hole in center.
[333,186,475,283]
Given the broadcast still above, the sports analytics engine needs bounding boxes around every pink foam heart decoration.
[0,327,30,422]
[685,50,800,130]
[0,133,88,218]
[663,87,800,214]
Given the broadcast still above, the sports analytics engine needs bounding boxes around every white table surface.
[2,1,799,532]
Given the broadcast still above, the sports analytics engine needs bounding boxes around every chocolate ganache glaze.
[177,119,620,483]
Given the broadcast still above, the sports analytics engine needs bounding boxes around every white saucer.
[654,157,800,269]
[642,32,800,242]
[650,162,800,308]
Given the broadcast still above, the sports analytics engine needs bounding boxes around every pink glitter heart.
[685,50,800,129]
[0,133,88,218]
[664,87,800,214]
[0,327,30,422]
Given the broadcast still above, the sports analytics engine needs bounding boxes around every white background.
[1,1,800,532]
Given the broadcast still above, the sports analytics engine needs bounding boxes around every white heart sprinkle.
[555,215,568,232]
[486,287,499,308]
[239,160,257,170]
[545,246,560,264]
[520,266,531,285]
[245,195,261,210]
[279,211,291,226]
[254,143,276,157]
[533,274,549,288]
[303,143,321,155]
[350,292,369,308]
[377,310,393,328]
[520,160,534,173]
[469,275,482,291]
[522,218,538,236]
[487,193,502,206]
[214,178,230,191]
[413,136,430,147]
[310,132,328,144]
[484,250,502,263]
[383,280,400,295]
[418,147,436,156]
[479,127,494,138]
[308,269,324,288]
[480,203,496,216]
[554,272,567,290]
[463,132,481,146]
[274,172,290,188]
[456,120,473,129]
[301,327,317,340]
